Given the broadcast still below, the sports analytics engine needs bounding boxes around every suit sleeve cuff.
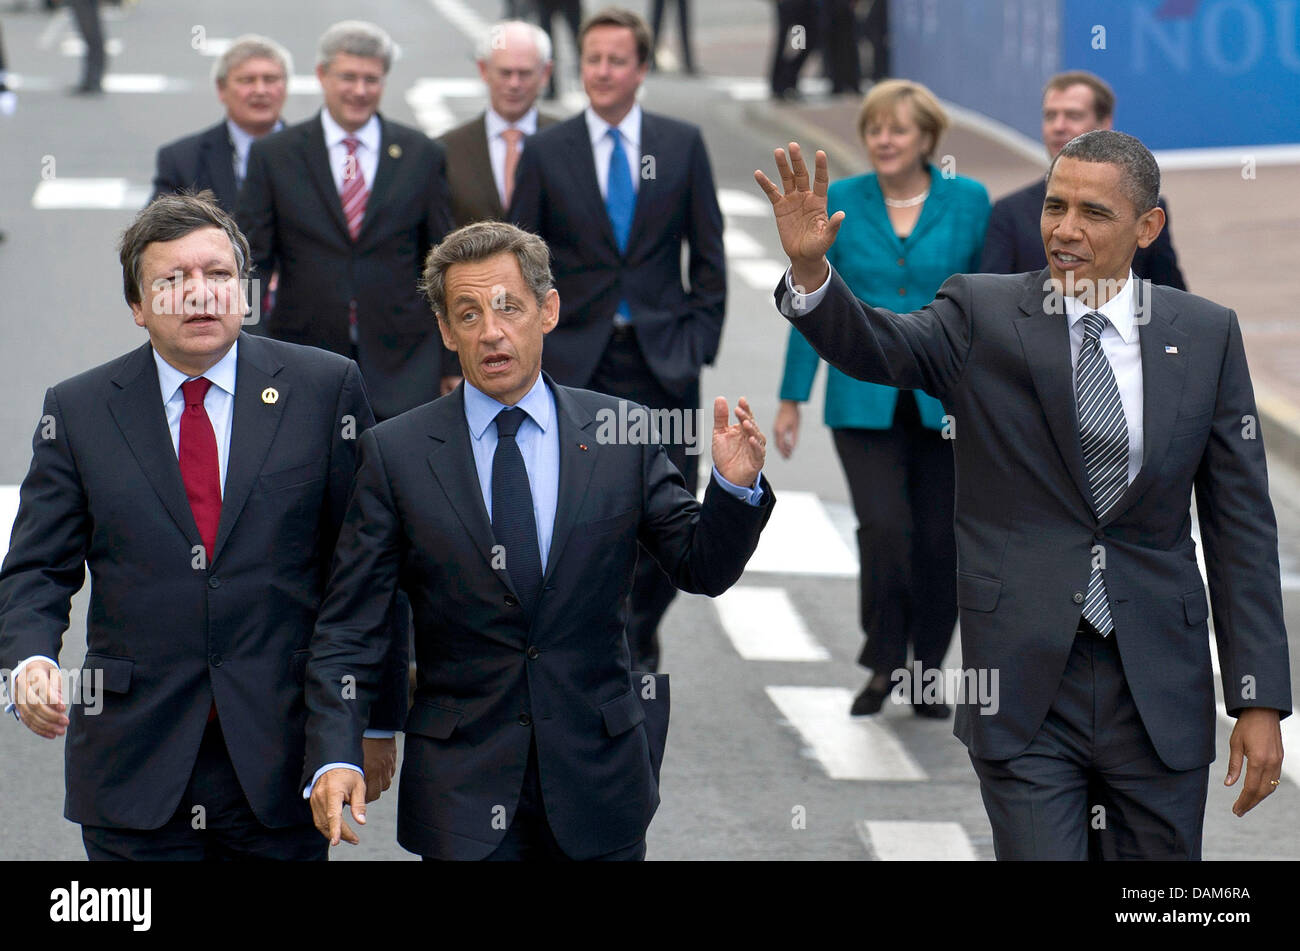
[780,266,833,317]
[712,467,765,506]
[3,655,59,719]
[303,763,363,799]
[363,729,395,739]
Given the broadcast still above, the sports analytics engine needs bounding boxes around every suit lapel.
[1101,283,1188,525]
[301,114,351,239]
[200,122,239,208]
[425,388,503,577]
[1014,272,1094,511]
[563,116,619,255]
[211,335,287,562]
[624,111,654,255]
[905,165,951,247]
[540,377,599,590]
[467,115,503,219]
[358,115,401,243]
[107,344,202,546]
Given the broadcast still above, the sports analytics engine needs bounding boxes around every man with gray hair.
[236,19,456,420]
[758,129,1289,860]
[439,21,557,231]
[150,34,292,212]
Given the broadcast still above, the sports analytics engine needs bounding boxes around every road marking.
[0,486,18,564]
[717,188,771,217]
[731,258,787,293]
[723,226,764,259]
[744,490,857,577]
[32,179,150,210]
[713,587,830,661]
[766,686,927,780]
[426,0,489,41]
[103,74,190,94]
[858,820,977,861]
[405,77,488,137]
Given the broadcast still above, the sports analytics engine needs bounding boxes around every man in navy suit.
[510,6,726,672]
[758,133,1288,859]
[236,20,455,421]
[981,71,1186,290]
[303,221,772,860]
[0,193,404,860]
[151,35,291,213]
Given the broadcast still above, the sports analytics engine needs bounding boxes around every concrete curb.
[742,99,1300,476]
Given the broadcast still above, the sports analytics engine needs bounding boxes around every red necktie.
[179,377,221,724]
[340,136,368,242]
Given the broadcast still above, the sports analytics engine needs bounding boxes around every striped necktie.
[1076,310,1129,637]
[340,136,368,242]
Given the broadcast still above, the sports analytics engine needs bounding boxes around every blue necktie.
[605,127,635,322]
[492,407,543,617]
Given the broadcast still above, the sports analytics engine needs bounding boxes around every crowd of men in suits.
[0,5,1288,863]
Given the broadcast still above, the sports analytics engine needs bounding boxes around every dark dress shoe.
[850,680,891,716]
[911,700,952,719]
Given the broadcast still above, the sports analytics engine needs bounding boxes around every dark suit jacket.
[303,376,775,859]
[981,178,1188,290]
[236,112,455,421]
[0,334,407,830]
[150,120,241,212]
[509,112,726,401]
[777,270,1291,771]
[438,110,560,227]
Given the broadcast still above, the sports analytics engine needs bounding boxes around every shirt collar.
[154,338,239,404]
[320,108,381,152]
[1063,270,1139,344]
[585,103,641,150]
[226,118,282,154]
[463,372,552,440]
[486,106,538,139]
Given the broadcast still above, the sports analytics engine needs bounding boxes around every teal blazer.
[779,167,990,430]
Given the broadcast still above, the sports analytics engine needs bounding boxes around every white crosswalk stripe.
[766,686,927,780]
[32,178,151,210]
[859,820,977,861]
[0,485,18,564]
[743,490,857,577]
[713,587,829,661]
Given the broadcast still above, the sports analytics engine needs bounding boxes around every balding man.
[151,35,292,213]
[439,21,559,231]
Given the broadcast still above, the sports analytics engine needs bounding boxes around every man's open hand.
[310,767,369,846]
[753,142,844,291]
[712,396,765,490]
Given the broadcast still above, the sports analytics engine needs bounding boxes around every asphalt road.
[0,0,1296,866]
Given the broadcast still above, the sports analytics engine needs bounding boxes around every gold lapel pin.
[388,144,402,159]
[261,387,279,405]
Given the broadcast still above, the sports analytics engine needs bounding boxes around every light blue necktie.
[605,127,635,323]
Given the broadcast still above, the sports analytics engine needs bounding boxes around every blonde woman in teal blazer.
[774,80,990,718]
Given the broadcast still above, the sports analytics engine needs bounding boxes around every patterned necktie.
[492,408,543,618]
[340,136,368,242]
[179,377,222,560]
[1076,311,1129,637]
[605,127,635,322]
[501,128,524,210]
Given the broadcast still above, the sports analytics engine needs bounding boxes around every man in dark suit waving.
[236,20,455,421]
[150,35,291,213]
[0,193,405,860]
[304,221,773,860]
[510,6,726,672]
[756,132,1289,859]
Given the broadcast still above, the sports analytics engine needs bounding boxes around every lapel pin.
[261,387,279,405]
[388,144,402,159]
[578,443,588,451]
[1165,345,1179,354]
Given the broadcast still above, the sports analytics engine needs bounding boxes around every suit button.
[504,593,519,607]
[896,257,905,266]
[210,653,223,667]
[1072,592,1085,604]
[898,287,906,295]
[1094,530,1104,541]
[208,576,221,589]
[527,646,540,659]
[518,713,532,726]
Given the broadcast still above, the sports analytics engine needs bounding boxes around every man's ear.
[436,313,458,351]
[131,300,147,329]
[540,288,560,334]
[1135,203,1166,250]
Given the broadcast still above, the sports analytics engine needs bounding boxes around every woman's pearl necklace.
[883,190,929,208]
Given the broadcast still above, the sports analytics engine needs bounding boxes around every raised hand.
[712,396,766,490]
[753,142,845,289]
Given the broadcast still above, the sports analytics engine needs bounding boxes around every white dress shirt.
[584,103,642,198]
[485,106,539,208]
[227,118,283,185]
[320,108,380,194]
[783,265,1145,485]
